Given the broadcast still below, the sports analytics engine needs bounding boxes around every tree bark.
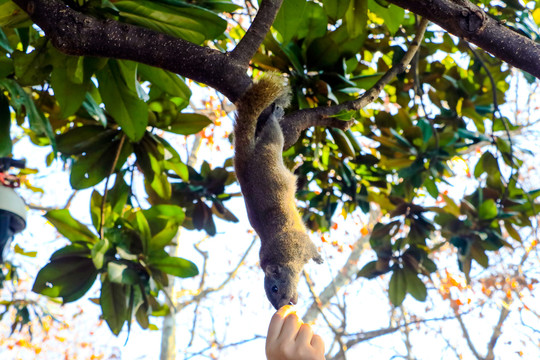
[387,0,540,78]
[11,0,251,101]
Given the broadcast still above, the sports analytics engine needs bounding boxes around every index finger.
[267,305,295,342]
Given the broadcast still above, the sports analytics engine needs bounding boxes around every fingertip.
[311,334,325,353]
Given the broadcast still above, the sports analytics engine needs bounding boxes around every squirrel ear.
[265,264,281,276]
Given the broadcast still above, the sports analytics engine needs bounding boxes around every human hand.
[266,305,325,360]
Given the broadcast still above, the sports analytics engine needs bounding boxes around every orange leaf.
[360,226,369,236]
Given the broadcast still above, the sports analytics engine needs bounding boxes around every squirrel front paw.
[313,253,324,264]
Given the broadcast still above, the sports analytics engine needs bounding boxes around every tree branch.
[485,299,511,360]
[302,234,369,323]
[177,238,256,308]
[387,0,540,79]
[326,313,469,360]
[11,0,251,102]
[281,18,429,149]
[451,301,483,359]
[231,0,283,66]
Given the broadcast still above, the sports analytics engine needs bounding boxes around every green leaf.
[272,0,307,43]
[306,36,341,69]
[100,279,127,335]
[345,0,368,38]
[193,200,216,236]
[82,92,108,127]
[0,93,12,156]
[478,199,498,220]
[90,175,130,231]
[11,44,51,86]
[0,79,56,149]
[323,0,350,22]
[134,211,152,254]
[404,268,427,301]
[50,66,88,118]
[91,238,110,270]
[441,194,461,217]
[70,138,131,189]
[32,255,98,303]
[96,60,148,142]
[135,301,150,329]
[417,118,432,144]
[149,256,198,278]
[0,57,14,77]
[49,243,92,260]
[138,64,191,100]
[296,2,328,41]
[388,267,407,306]
[107,262,141,285]
[115,0,227,44]
[166,113,213,135]
[424,177,439,199]
[143,205,185,229]
[368,0,404,34]
[0,1,30,27]
[117,60,147,98]
[329,128,356,158]
[211,202,239,223]
[357,260,383,279]
[143,205,184,250]
[0,28,11,53]
[164,158,189,181]
[45,209,98,243]
[149,221,180,251]
[470,242,489,268]
[148,159,172,200]
[504,221,521,242]
[56,126,119,155]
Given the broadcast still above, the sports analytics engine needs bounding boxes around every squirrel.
[234,73,323,310]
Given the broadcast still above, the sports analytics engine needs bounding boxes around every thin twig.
[177,238,257,308]
[184,335,265,360]
[188,240,209,347]
[281,18,429,149]
[467,43,516,194]
[63,190,78,209]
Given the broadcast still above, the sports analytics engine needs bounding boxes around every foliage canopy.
[0,0,539,338]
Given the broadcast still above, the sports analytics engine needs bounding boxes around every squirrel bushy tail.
[234,73,289,157]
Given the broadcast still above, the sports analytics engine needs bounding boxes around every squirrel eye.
[271,285,278,293]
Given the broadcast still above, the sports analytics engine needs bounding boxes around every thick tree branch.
[281,18,429,149]
[231,0,283,66]
[387,0,540,79]
[11,0,251,102]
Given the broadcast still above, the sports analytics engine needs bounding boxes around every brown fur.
[234,74,323,309]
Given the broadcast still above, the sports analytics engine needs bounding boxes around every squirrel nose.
[289,293,298,305]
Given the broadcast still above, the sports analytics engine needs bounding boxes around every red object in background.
[0,172,20,188]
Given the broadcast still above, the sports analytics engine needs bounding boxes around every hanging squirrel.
[234,73,323,310]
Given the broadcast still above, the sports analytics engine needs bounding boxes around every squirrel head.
[263,263,300,310]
